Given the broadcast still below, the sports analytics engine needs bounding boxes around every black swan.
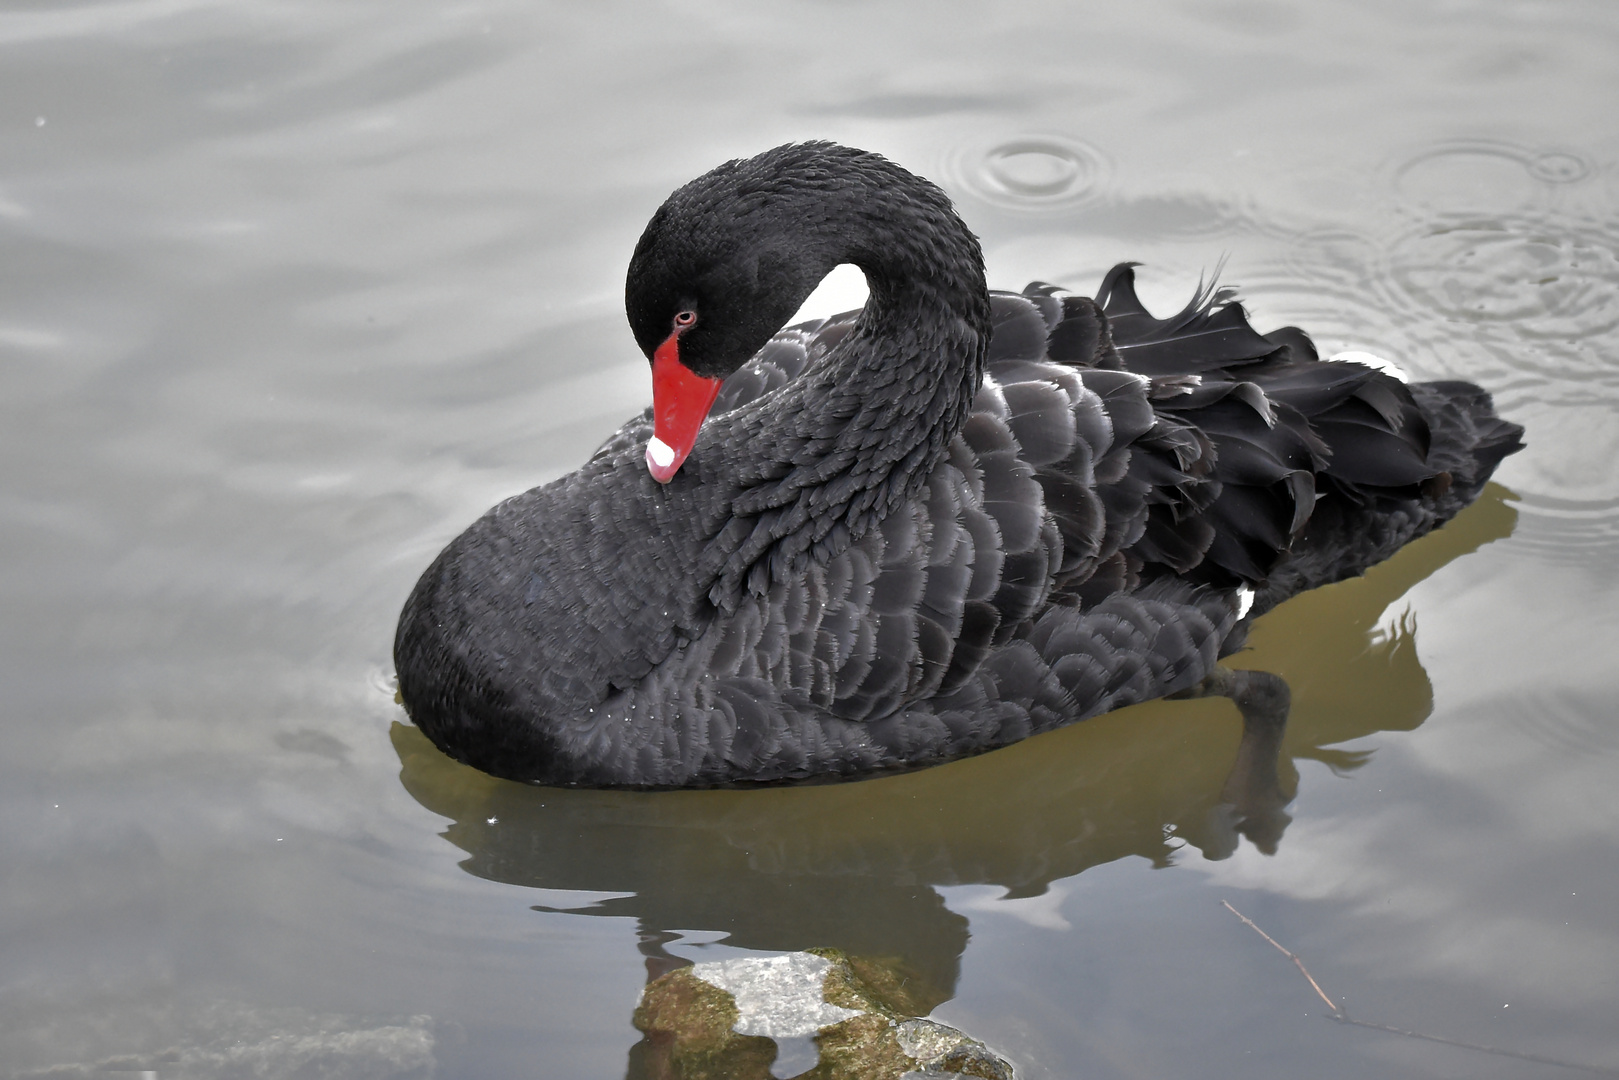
[395,142,1523,789]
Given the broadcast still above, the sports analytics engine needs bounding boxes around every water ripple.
[1505,492,1619,566]
[1387,139,1600,213]
[1370,139,1619,396]
[1526,151,1593,186]
[1382,217,1619,347]
[1218,157,1619,569]
[1509,689,1619,758]
[944,135,1110,213]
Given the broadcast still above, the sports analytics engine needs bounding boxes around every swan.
[394,142,1522,788]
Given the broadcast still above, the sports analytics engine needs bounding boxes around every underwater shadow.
[392,484,1519,1012]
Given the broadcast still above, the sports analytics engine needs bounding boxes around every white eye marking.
[1329,350,1410,384]
[646,436,676,468]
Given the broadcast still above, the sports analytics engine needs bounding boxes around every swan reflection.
[392,486,1514,1067]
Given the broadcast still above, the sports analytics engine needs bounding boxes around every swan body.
[395,143,1522,787]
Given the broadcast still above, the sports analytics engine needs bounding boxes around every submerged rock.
[629,949,1013,1079]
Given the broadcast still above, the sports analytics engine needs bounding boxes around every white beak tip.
[646,436,682,482]
[647,436,676,468]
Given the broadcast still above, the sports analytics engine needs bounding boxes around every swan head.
[625,144,876,481]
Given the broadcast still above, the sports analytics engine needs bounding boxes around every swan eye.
[673,310,697,329]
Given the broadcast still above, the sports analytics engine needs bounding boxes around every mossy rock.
[629,950,1012,1080]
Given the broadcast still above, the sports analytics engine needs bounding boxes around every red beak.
[646,333,723,483]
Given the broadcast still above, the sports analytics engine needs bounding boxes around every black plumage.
[394,143,1523,788]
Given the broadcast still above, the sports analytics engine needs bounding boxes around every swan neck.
[706,167,990,606]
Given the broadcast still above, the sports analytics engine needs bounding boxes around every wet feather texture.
[394,144,1522,787]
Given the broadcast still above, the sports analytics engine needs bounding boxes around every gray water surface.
[4,1,1618,1077]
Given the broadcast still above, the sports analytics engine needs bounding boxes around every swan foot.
[1172,666,1295,856]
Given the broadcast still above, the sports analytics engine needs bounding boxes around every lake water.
[4,1,1618,1077]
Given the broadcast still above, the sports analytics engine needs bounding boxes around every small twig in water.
[1220,899,1619,1077]
[1331,1015,1619,1075]
[1220,900,1338,1014]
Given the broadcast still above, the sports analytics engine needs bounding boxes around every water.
[3,1,1617,1076]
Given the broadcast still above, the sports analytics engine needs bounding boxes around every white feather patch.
[1329,350,1410,384]
[1236,586,1255,620]
[787,263,869,324]
[976,370,1009,418]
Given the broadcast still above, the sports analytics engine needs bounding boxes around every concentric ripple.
[1372,198,1619,556]
[1384,218,1619,340]
[1388,139,1599,212]
[946,135,1110,212]
[1235,141,1619,569]
[1363,211,1619,407]
[1509,491,1619,565]
[1527,151,1593,185]
[1378,141,1617,386]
